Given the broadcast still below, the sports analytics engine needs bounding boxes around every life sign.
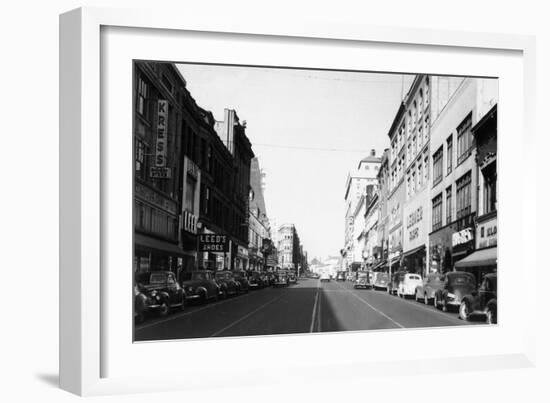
[155,100,168,167]
[198,234,229,252]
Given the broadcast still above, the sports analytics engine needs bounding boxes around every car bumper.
[186,294,201,300]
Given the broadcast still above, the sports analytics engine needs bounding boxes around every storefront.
[134,233,187,276]
[403,196,428,274]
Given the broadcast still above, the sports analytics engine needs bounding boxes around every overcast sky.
[177,63,414,261]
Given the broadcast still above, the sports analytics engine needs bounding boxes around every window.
[446,186,452,225]
[423,154,429,184]
[411,169,416,195]
[456,172,472,220]
[457,113,473,165]
[417,162,422,188]
[185,175,196,212]
[135,138,148,180]
[446,135,453,174]
[483,162,497,214]
[432,194,443,231]
[433,146,443,186]
[136,76,150,121]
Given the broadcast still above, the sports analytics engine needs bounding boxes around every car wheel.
[158,301,170,317]
[486,306,497,324]
[221,289,228,299]
[135,311,145,324]
[434,295,441,309]
[459,300,471,321]
[424,293,429,305]
[181,296,186,311]
[442,300,448,312]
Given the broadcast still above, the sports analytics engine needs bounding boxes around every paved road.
[135,278,482,341]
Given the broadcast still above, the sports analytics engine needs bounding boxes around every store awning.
[454,247,497,269]
[134,233,187,256]
[402,245,425,258]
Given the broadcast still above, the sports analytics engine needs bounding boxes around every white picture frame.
[60,6,537,396]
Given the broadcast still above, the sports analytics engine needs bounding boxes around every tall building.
[277,224,304,271]
[375,149,390,270]
[248,157,272,271]
[343,149,381,270]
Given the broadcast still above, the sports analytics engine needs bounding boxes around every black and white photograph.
[132,61,498,342]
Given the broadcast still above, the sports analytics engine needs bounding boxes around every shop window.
[432,194,443,231]
[483,162,497,214]
[457,113,473,165]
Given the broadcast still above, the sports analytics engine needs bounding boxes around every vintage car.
[134,284,148,323]
[248,271,266,289]
[434,271,477,312]
[320,272,331,282]
[372,272,389,290]
[135,271,186,317]
[354,272,371,289]
[459,273,497,324]
[397,273,423,299]
[288,270,298,284]
[273,270,290,287]
[387,271,406,295]
[232,270,250,293]
[179,270,220,304]
[415,272,445,304]
[214,271,240,298]
[336,271,346,281]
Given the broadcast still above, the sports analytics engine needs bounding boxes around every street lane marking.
[309,280,320,333]
[210,295,283,337]
[333,280,404,329]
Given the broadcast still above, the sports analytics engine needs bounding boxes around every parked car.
[346,273,356,282]
[459,273,497,324]
[135,271,186,317]
[266,272,277,286]
[232,270,250,293]
[387,271,406,295]
[248,271,266,289]
[134,284,148,323]
[273,270,290,287]
[336,271,346,281]
[214,270,240,298]
[310,273,320,279]
[288,270,298,284]
[372,272,389,290]
[354,272,371,289]
[320,272,331,282]
[434,271,476,312]
[397,273,423,299]
[415,272,445,304]
[179,270,220,304]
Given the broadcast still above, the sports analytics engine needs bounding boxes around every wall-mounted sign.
[150,167,172,179]
[476,216,497,249]
[155,100,168,167]
[198,234,229,252]
[452,228,473,247]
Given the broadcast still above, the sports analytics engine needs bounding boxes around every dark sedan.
[232,270,250,293]
[135,271,186,317]
[180,270,220,304]
[248,271,267,289]
[459,273,497,324]
[214,271,240,298]
[434,271,476,312]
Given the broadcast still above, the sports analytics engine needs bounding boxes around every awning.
[402,245,425,258]
[454,247,497,269]
[134,233,188,256]
[373,260,387,271]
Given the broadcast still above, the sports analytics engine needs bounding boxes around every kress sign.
[198,234,229,252]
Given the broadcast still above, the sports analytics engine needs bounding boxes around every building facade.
[343,149,381,270]
[375,149,390,270]
[248,157,272,272]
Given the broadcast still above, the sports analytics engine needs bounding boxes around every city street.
[134,278,481,341]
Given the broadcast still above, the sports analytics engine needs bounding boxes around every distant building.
[343,149,381,271]
[248,157,272,271]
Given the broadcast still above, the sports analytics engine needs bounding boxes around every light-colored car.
[397,273,423,299]
[354,272,370,289]
[415,272,445,304]
[320,272,331,282]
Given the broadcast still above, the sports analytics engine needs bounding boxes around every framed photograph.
[60,7,536,396]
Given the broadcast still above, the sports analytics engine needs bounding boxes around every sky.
[177,63,414,261]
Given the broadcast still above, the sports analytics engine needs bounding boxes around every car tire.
[486,305,497,324]
[459,300,471,321]
[135,312,145,324]
[434,294,441,310]
[442,299,448,312]
[158,301,170,317]
[181,296,186,311]
[424,293,429,305]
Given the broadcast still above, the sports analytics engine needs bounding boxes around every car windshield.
[233,271,245,278]
[191,272,208,281]
[448,274,474,285]
[150,273,167,284]
[215,272,228,280]
[408,275,421,280]
[358,273,368,278]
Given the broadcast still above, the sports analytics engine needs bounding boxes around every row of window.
[431,171,472,231]
[405,152,429,199]
[135,200,178,240]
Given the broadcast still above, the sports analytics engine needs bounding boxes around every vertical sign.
[156,100,168,167]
